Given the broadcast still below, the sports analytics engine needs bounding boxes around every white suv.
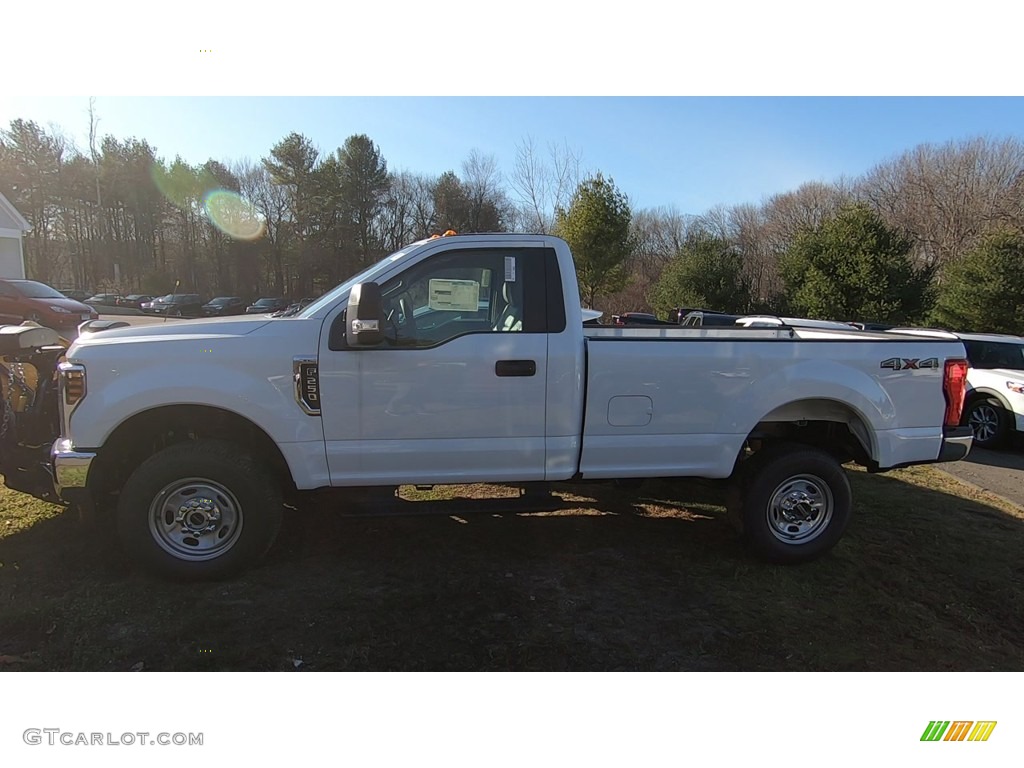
[889,329,1024,449]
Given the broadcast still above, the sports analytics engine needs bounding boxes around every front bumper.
[51,438,97,497]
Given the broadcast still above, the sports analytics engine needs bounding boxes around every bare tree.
[508,136,583,233]
[460,149,509,232]
[858,136,1024,268]
[236,158,291,294]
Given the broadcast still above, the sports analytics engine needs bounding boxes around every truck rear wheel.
[730,443,852,563]
[116,439,283,580]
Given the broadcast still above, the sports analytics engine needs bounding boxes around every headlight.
[1006,380,1024,394]
[49,305,72,313]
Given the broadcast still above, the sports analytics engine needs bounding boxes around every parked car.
[668,307,726,324]
[611,312,675,327]
[59,289,93,302]
[735,316,858,330]
[679,310,744,327]
[852,322,895,332]
[246,297,290,315]
[202,296,248,316]
[277,297,319,316]
[85,293,123,307]
[115,294,154,310]
[888,329,1024,449]
[142,294,204,318]
[0,278,98,331]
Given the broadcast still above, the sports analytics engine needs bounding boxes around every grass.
[0,465,1022,671]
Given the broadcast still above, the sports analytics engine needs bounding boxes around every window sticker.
[428,279,480,311]
[504,256,516,282]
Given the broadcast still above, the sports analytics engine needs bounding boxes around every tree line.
[1,116,1022,334]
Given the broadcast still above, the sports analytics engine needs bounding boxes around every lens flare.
[203,189,265,241]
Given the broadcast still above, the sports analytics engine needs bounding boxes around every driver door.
[318,244,550,486]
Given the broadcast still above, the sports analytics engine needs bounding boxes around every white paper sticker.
[504,256,516,282]
[428,279,479,312]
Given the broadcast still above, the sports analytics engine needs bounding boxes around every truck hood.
[70,315,273,350]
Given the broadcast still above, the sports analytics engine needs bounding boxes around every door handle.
[495,359,536,377]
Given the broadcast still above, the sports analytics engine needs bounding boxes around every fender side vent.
[293,356,320,416]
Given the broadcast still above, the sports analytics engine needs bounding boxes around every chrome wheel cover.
[766,474,834,544]
[148,477,244,561]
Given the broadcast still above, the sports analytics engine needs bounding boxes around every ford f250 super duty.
[0,233,973,580]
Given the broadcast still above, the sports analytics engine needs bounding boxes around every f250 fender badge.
[880,357,939,371]
[293,356,320,415]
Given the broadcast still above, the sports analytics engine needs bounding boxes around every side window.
[969,341,1024,370]
[377,249,536,348]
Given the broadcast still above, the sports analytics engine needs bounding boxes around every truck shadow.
[959,446,1024,470]
[1,470,1022,671]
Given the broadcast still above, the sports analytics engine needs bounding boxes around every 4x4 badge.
[881,357,939,371]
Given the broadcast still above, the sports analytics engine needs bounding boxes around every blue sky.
[3,96,1023,215]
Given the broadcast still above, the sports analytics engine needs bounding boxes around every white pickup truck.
[0,233,973,580]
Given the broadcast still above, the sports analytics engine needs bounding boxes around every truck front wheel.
[730,443,852,563]
[116,439,284,580]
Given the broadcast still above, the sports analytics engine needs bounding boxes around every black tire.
[116,439,284,581]
[170,307,183,318]
[963,397,1011,449]
[730,442,852,564]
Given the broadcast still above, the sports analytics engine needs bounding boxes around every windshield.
[254,298,281,306]
[16,281,68,299]
[297,244,420,318]
[209,297,238,305]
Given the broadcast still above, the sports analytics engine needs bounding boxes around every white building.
[0,192,29,279]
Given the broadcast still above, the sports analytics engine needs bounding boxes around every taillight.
[942,359,968,427]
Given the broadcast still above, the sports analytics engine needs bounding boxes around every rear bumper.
[937,425,973,463]
[880,425,973,471]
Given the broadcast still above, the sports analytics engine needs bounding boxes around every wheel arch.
[88,404,296,502]
[965,386,1013,413]
[739,397,877,471]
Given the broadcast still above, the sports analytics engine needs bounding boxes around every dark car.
[202,296,247,316]
[272,296,318,316]
[0,279,99,331]
[611,312,675,327]
[852,322,895,332]
[115,294,154,310]
[246,297,290,315]
[85,292,124,307]
[59,289,93,302]
[143,294,204,318]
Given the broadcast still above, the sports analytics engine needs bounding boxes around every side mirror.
[346,282,384,346]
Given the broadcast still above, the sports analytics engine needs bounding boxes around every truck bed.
[579,326,965,478]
